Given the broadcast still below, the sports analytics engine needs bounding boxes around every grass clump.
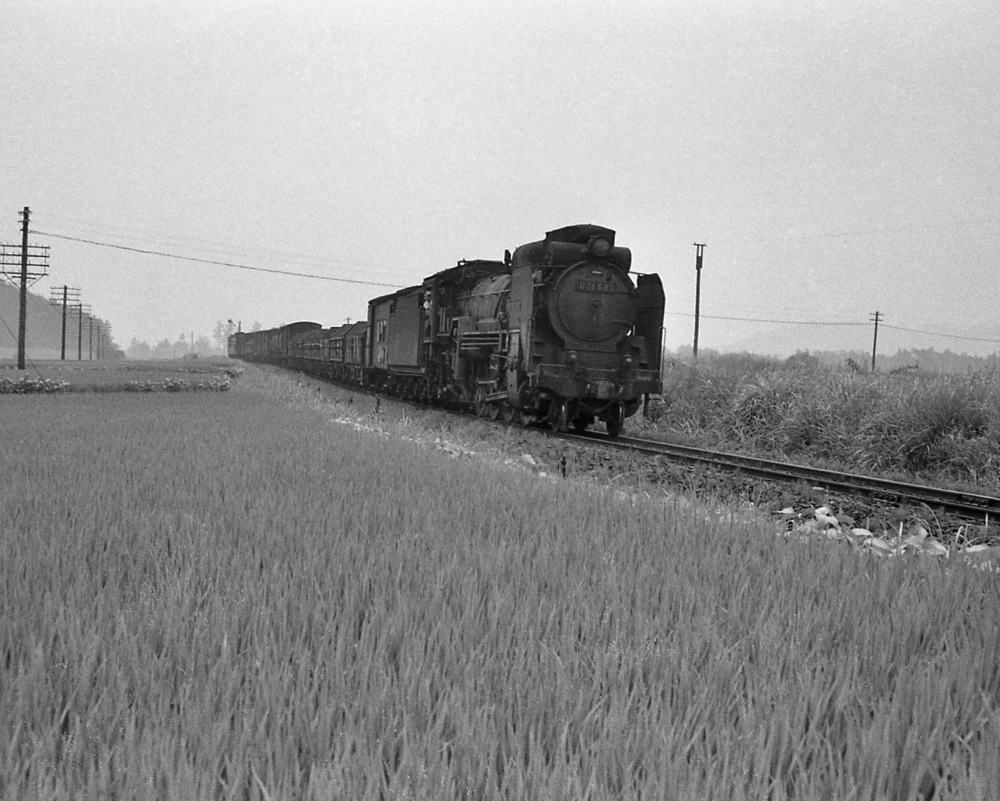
[863,378,998,478]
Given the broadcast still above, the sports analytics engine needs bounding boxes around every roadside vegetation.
[2,367,999,799]
[658,352,1000,490]
[0,359,238,393]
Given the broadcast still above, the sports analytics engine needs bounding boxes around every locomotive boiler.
[504,224,663,434]
[458,224,662,434]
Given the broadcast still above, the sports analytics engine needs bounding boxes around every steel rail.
[558,431,1000,522]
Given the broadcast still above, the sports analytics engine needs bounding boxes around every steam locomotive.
[229,224,665,436]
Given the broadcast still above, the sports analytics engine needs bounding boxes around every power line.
[0,312,19,347]
[32,215,429,280]
[0,311,44,377]
[666,310,866,327]
[29,230,406,289]
[881,323,1000,344]
[666,310,1000,345]
[25,225,1000,347]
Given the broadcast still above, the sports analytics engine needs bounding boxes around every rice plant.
[2,369,999,799]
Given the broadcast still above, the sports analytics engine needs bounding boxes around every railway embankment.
[262,363,1000,570]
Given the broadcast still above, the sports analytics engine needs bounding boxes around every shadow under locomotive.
[229,224,665,437]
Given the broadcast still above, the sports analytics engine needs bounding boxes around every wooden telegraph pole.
[870,311,882,371]
[49,286,80,360]
[75,304,92,361]
[17,208,29,368]
[693,243,706,360]
[1,208,49,369]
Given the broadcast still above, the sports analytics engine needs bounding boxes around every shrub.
[659,358,1000,486]
[0,376,69,393]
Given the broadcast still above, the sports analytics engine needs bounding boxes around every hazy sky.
[4,0,998,356]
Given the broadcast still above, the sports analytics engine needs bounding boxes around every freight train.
[228,224,665,436]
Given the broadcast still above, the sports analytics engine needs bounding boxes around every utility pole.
[0,208,49,369]
[62,287,69,360]
[49,286,80,360]
[76,305,91,360]
[692,243,706,360]
[870,311,882,371]
[97,322,112,360]
[17,209,29,368]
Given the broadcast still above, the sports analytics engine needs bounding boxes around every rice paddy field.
[2,365,1000,799]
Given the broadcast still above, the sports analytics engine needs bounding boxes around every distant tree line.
[670,346,1000,374]
[125,320,263,360]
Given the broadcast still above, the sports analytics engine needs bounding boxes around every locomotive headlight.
[589,236,612,258]
[624,355,634,366]
[567,351,578,364]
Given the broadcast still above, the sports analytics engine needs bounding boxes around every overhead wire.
[29,230,408,289]
[665,310,866,327]
[666,311,1000,345]
[880,323,1000,344]
[30,213,429,280]
[665,216,1000,344]
[0,311,45,377]
[24,220,1000,348]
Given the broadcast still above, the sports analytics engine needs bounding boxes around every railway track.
[557,430,1000,523]
[277,363,1000,524]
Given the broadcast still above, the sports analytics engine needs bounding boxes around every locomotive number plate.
[576,279,615,293]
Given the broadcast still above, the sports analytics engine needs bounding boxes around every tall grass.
[2,372,999,798]
[660,355,1000,487]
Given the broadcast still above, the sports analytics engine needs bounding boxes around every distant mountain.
[0,282,102,361]
[722,321,999,360]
